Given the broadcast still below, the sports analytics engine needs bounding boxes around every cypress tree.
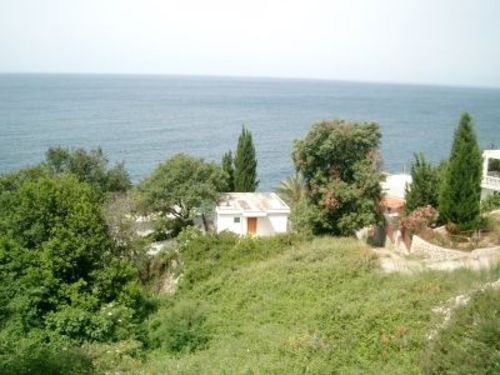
[234,126,259,192]
[404,153,439,213]
[222,151,235,191]
[439,113,482,230]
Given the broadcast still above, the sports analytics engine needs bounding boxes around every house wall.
[255,214,288,236]
[216,214,244,234]
[216,213,288,236]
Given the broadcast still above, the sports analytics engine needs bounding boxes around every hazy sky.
[1,0,499,87]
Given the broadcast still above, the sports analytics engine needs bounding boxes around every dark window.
[234,217,240,223]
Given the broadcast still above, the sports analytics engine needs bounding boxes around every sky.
[1,0,500,87]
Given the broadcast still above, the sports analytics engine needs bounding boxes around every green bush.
[148,300,210,353]
[481,193,500,213]
[0,330,93,375]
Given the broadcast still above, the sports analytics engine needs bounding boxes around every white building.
[215,192,290,236]
[481,150,500,199]
[381,173,412,213]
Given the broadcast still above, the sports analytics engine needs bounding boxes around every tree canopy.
[44,146,131,197]
[221,151,235,192]
[439,113,482,230]
[0,173,140,348]
[292,120,383,235]
[136,154,225,224]
[404,153,440,214]
[234,126,259,192]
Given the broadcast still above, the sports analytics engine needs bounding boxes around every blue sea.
[1,74,499,190]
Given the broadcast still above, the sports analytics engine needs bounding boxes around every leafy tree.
[44,146,131,196]
[292,119,383,235]
[404,153,439,213]
[136,154,225,230]
[234,126,259,192]
[0,173,140,343]
[439,113,482,230]
[221,151,235,191]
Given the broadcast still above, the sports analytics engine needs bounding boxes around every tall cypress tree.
[234,126,259,192]
[439,113,482,230]
[221,151,235,191]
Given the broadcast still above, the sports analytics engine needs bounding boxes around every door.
[247,217,257,235]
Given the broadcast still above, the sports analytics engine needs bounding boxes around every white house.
[215,192,290,236]
[380,173,412,214]
[481,150,500,199]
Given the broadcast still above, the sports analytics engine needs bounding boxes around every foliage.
[292,119,383,235]
[439,113,482,230]
[136,153,226,227]
[488,158,500,174]
[221,150,235,191]
[140,235,500,374]
[400,205,438,237]
[234,126,259,192]
[45,146,131,197]
[481,193,500,213]
[0,173,145,346]
[148,300,210,353]
[424,288,500,374]
[404,153,440,213]
[0,332,94,375]
[275,174,306,208]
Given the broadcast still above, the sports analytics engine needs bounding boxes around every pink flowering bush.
[400,205,438,238]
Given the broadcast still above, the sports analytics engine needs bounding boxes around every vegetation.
[45,146,131,197]
[135,233,500,374]
[275,173,306,208]
[405,153,440,213]
[439,113,483,231]
[292,119,383,235]
[482,193,500,213]
[425,288,500,374]
[136,154,226,230]
[0,171,149,374]
[221,150,235,191]
[234,126,259,192]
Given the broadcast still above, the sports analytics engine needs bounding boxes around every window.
[234,217,240,223]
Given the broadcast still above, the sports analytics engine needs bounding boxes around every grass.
[95,233,500,374]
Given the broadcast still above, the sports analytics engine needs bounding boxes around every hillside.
[101,234,499,374]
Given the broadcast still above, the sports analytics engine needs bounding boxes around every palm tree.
[275,174,306,208]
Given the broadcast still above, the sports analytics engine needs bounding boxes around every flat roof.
[216,192,290,215]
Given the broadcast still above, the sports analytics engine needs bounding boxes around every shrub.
[148,300,209,353]
[481,193,500,213]
[400,205,438,238]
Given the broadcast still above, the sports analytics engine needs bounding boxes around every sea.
[1,73,499,191]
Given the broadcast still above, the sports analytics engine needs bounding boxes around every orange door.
[247,217,257,235]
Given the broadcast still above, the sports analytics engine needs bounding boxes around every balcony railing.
[482,175,500,191]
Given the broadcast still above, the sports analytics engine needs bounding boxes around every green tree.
[44,146,131,196]
[0,173,139,341]
[234,126,259,192]
[439,113,482,230]
[136,154,225,230]
[221,151,235,192]
[275,174,306,208]
[404,153,439,213]
[292,120,383,235]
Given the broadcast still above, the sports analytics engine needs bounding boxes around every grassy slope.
[140,237,499,374]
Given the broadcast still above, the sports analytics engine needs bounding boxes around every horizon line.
[1,71,499,91]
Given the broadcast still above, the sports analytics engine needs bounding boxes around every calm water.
[1,74,499,190]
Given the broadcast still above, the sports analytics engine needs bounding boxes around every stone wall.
[410,234,500,271]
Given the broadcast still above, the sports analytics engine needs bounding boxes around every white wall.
[216,214,244,234]
[216,213,288,236]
